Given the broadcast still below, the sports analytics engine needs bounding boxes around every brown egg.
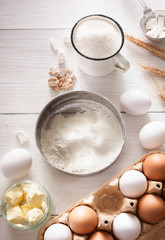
[68,205,98,234]
[163,182,165,200]
[89,231,114,240]
[143,153,165,181]
[138,194,165,224]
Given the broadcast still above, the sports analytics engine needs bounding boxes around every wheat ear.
[141,65,165,79]
[125,34,165,60]
[149,74,165,102]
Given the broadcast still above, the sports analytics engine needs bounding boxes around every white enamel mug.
[71,14,130,77]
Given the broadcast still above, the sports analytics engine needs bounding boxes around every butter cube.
[21,184,30,200]
[50,38,59,54]
[7,205,24,224]
[145,17,157,30]
[41,200,48,212]
[5,187,23,206]
[58,51,65,64]
[157,16,165,28]
[20,202,32,218]
[63,35,71,45]
[26,207,43,224]
[158,31,165,38]
[26,187,45,208]
[16,131,29,145]
[146,25,162,38]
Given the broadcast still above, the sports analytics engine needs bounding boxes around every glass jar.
[1,180,52,230]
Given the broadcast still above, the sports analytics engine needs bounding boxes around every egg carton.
[37,150,165,240]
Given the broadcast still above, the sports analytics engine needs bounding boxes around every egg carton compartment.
[37,150,165,240]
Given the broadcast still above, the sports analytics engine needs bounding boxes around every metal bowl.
[35,90,125,176]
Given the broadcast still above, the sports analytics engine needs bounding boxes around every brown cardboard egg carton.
[37,150,165,240]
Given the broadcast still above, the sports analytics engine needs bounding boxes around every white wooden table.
[0,0,165,239]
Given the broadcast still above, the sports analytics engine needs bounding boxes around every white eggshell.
[44,223,72,240]
[113,213,141,240]
[120,90,151,115]
[139,121,165,149]
[119,170,147,198]
[0,148,32,180]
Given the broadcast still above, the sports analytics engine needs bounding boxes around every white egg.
[119,170,147,198]
[139,121,165,149]
[44,223,72,240]
[0,148,32,180]
[113,213,141,240]
[120,90,151,115]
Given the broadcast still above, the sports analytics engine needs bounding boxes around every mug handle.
[114,53,130,72]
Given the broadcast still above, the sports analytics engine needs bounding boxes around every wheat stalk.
[125,34,165,60]
[141,65,165,79]
[158,90,165,102]
[150,74,165,102]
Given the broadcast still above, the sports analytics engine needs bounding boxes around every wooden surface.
[0,0,165,239]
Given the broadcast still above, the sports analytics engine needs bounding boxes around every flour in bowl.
[40,102,123,174]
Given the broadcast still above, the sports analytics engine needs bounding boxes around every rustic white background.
[0,0,165,239]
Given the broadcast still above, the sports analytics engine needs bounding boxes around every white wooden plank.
[0,0,164,30]
[0,29,165,114]
[0,0,142,29]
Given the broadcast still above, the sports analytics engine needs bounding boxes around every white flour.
[41,102,123,174]
[73,17,122,59]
